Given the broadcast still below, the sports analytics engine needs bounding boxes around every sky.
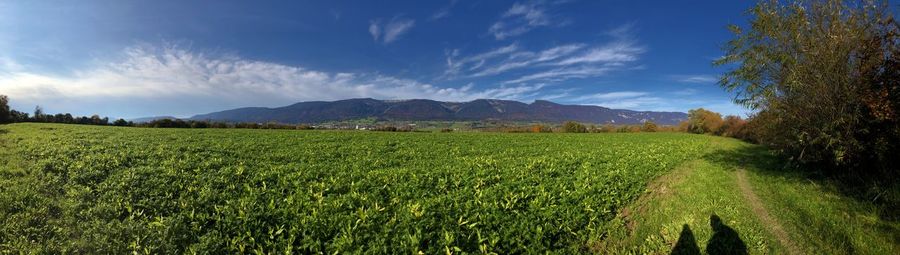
[0,0,757,119]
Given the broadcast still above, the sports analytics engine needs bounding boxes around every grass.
[722,145,900,254]
[599,138,899,254]
[0,123,896,254]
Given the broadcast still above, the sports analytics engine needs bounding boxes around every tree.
[641,121,658,132]
[33,106,44,122]
[9,110,28,122]
[716,0,899,180]
[562,121,587,133]
[531,124,551,133]
[0,95,10,124]
[686,108,723,134]
[719,115,747,138]
[113,119,129,126]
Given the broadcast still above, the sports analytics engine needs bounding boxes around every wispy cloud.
[444,44,521,77]
[0,45,544,117]
[554,41,643,66]
[671,74,717,84]
[369,17,415,43]
[502,66,614,84]
[368,21,381,41]
[672,88,698,96]
[431,9,451,20]
[571,91,663,109]
[573,91,648,101]
[444,24,643,84]
[565,90,750,116]
[430,0,458,20]
[489,1,570,40]
[471,43,585,77]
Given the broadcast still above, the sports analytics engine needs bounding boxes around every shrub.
[717,0,900,183]
[531,124,552,133]
[686,108,723,134]
[641,121,658,132]
[0,95,10,124]
[562,121,587,133]
[113,119,130,126]
[718,115,747,138]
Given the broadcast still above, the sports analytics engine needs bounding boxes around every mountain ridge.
[188,98,688,125]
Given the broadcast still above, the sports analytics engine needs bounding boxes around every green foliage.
[686,108,723,134]
[562,121,587,133]
[530,124,552,133]
[641,121,658,132]
[0,123,714,253]
[113,119,129,126]
[716,0,900,183]
[0,95,9,124]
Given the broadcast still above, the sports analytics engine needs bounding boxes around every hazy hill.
[189,98,688,125]
[129,116,179,123]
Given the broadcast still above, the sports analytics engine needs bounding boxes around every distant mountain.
[129,116,179,123]
[190,98,688,125]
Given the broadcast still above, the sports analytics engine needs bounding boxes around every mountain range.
[183,98,687,125]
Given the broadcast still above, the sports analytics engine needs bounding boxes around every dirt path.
[735,168,802,255]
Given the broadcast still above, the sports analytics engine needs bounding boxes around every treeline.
[486,120,671,133]
[715,0,899,198]
[679,108,753,140]
[0,100,115,126]
[134,118,316,130]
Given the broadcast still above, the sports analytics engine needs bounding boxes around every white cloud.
[369,17,415,44]
[368,20,381,41]
[470,44,585,77]
[554,41,643,65]
[430,0,458,21]
[591,96,664,109]
[572,91,664,109]
[489,1,569,40]
[573,91,648,101]
[383,19,415,43]
[503,66,613,84]
[444,44,520,77]
[566,90,751,116]
[431,9,451,20]
[444,24,642,84]
[672,74,718,84]
[0,46,544,118]
[672,88,698,96]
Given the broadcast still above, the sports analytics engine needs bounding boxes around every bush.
[531,124,552,133]
[113,119,130,126]
[641,121,658,132]
[561,121,587,133]
[718,115,747,138]
[717,0,900,183]
[686,108,723,134]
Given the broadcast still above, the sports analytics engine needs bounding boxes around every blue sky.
[0,0,755,119]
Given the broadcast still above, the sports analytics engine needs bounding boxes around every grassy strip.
[729,146,900,254]
[599,139,899,254]
[598,159,778,254]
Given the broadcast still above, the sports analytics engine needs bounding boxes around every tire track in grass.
[735,168,802,255]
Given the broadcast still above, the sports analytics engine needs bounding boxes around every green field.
[1,123,896,254]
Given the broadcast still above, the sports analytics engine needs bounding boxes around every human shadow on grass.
[706,214,748,255]
[670,224,700,255]
[670,215,747,255]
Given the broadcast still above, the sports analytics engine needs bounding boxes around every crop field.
[0,123,727,253]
